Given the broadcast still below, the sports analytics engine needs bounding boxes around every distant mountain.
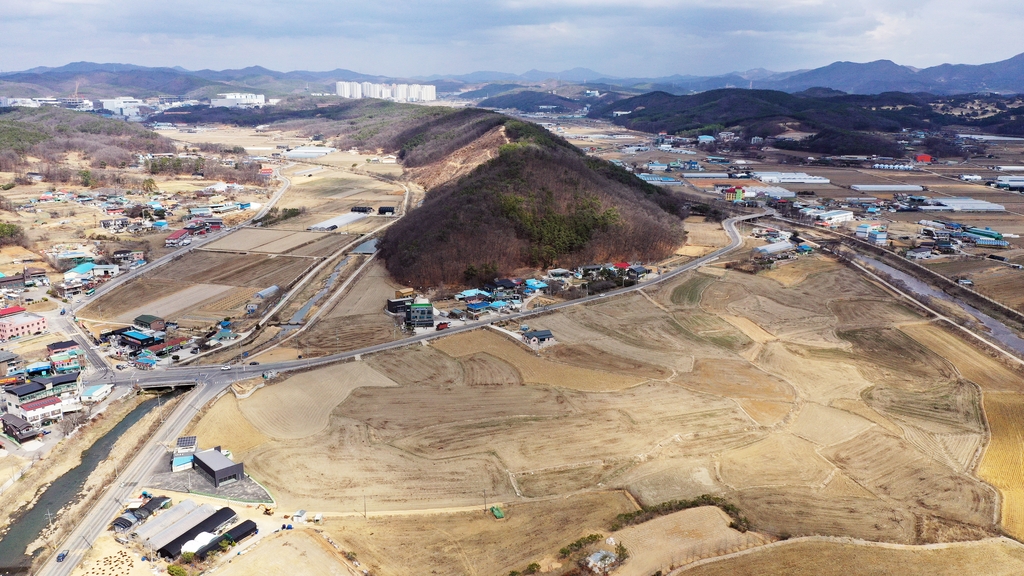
[478,90,584,113]
[4,53,1024,100]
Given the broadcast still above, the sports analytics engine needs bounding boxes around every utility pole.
[45,508,54,529]
[363,494,366,519]
[483,490,487,512]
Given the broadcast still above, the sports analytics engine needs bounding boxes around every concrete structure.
[193,448,244,488]
[4,372,82,423]
[210,93,265,108]
[99,97,142,117]
[0,312,47,341]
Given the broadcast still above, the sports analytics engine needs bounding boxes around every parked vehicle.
[436,322,450,331]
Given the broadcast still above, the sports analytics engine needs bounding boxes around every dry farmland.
[978,393,1024,539]
[214,530,352,576]
[682,538,1024,576]
[184,251,1024,572]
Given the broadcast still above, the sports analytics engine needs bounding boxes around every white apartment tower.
[336,81,435,102]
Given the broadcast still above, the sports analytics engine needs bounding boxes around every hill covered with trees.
[478,91,584,113]
[378,120,687,286]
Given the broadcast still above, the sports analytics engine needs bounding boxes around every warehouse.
[193,448,244,488]
[133,315,166,331]
[851,184,924,192]
[752,172,831,184]
[928,197,1005,212]
[145,503,217,551]
[754,241,795,255]
[157,507,237,559]
[307,212,366,231]
[195,520,258,560]
[132,500,199,543]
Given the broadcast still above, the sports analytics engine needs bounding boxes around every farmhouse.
[1,413,39,442]
[523,329,556,349]
[134,314,166,331]
[193,448,244,488]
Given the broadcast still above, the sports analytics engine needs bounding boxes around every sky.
[3,0,1024,77]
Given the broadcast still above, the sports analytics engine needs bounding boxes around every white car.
[220,365,231,371]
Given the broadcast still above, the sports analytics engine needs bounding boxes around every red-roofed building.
[0,306,26,318]
[20,396,62,424]
[915,154,934,163]
[613,262,630,270]
[147,337,189,356]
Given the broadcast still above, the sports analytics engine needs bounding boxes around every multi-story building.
[99,97,143,117]
[336,82,436,102]
[0,312,47,341]
[4,372,83,424]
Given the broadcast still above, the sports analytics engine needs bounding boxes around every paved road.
[38,209,767,576]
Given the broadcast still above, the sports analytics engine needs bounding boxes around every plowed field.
[979,393,1024,539]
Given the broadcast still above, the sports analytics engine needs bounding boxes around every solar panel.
[176,436,197,450]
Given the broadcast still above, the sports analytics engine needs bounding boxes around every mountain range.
[3,53,1024,99]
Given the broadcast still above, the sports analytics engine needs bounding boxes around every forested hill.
[588,88,1024,138]
[378,119,687,287]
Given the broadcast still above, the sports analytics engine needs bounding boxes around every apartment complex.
[335,81,436,102]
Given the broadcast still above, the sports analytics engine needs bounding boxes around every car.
[190,348,199,354]
[57,550,69,562]
[248,361,259,365]
[436,322,450,331]
[220,365,231,371]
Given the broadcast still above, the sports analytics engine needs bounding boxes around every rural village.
[4,89,1024,576]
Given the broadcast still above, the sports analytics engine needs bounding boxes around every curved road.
[39,209,767,576]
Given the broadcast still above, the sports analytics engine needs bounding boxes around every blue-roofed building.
[121,330,161,349]
[24,361,52,377]
[64,262,96,283]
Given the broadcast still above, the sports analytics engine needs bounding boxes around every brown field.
[187,393,269,454]
[215,530,352,576]
[287,233,355,257]
[115,283,235,323]
[182,251,1020,567]
[152,251,314,288]
[325,492,635,576]
[901,323,1024,391]
[682,538,1024,576]
[614,507,769,576]
[238,363,397,439]
[204,228,327,254]
[77,278,189,321]
[979,393,1024,539]
[433,329,646,391]
[685,221,730,247]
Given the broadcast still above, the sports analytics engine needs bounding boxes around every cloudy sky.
[3,0,1024,77]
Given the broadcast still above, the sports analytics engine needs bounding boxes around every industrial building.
[282,146,337,159]
[307,212,366,231]
[195,520,258,560]
[851,184,924,192]
[752,172,831,184]
[920,198,1005,212]
[193,448,244,487]
[210,93,265,108]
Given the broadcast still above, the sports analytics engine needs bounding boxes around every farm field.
[203,228,327,254]
[978,393,1024,539]
[682,538,1024,576]
[324,492,636,576]
[183,251,1024,570]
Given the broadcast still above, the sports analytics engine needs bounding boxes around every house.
[49,351,82,373]
[134,315,166,331]
[523,330,556,348]
[165,229,190,247]
[1,413,40,442]
[82,383,113,403]
[585,550,618,573]
[627,265,650,279]
[0,350,21,376]
[0,312,47,341]
[907,247,934,260]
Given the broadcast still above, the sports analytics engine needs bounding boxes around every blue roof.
[83,384,109,396]
[135,358,157,366]
[525,279,547,288]
[489,301,508,308]
[69,263,96,274]
[26,361,51,370]
[466,302,489,311]
[123,330,150,340]
[459,289,491,298]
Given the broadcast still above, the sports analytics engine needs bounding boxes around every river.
[853,254,1024,355]
[0,395,162,575]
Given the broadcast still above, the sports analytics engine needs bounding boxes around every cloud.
[1,0,1023,76]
